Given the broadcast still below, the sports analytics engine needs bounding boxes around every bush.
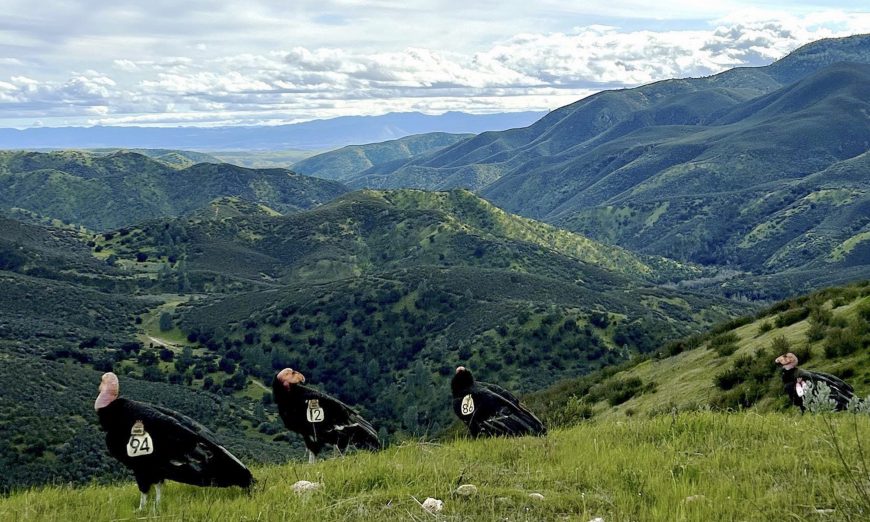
[709,332,739,357]
[757,321,774,336]
[775,307,810,328]
[824,327,862,358]
[604,377,655,406]
[158,312,173,331]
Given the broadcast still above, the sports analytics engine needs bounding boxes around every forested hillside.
[0,150,348,230]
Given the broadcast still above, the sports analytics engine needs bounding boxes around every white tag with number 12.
[307,400,325,423]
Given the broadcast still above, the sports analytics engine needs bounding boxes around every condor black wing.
[299,387,380,450]
[121,400,253,488]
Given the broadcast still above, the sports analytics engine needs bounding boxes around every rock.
[589,518,605,522]
[421,497,444,513]
[291,480,321,494]
[455,484,478,496]
[528,493,545,501]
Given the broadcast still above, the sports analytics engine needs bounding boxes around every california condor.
[272,368,380,463]
[774,352,854,411]
[94,372,253,511]
[451,366,546,437]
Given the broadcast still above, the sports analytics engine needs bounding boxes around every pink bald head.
[774,353,799,370]
[276,368,306,389]
[94,372,120,410]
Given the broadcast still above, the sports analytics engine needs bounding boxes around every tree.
[159,312,173,331]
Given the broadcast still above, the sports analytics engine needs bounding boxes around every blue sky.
[0,1,867,128]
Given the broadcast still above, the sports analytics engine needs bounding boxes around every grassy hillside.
[0,150,348,230]
[527,281,870,426]
[1,412,868,521]
[293,132,472,182]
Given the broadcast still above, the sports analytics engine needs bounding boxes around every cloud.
[0,7,868,127]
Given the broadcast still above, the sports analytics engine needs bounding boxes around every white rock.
[455,484,478,496]
[421,497,444,513]
[589,518,605,522]
[528,493,545,501]
[291,480,321,494]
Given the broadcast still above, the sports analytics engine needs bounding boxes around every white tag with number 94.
[307,400,325,423]
[460,394,475,415]
[127,432,154,457]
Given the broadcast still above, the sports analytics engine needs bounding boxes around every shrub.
[757,321,774,336]
[709,332,739,357]
[775,307,810,328]
[824,327,862,358]
[158,312,173,331]
[605,377,655,406]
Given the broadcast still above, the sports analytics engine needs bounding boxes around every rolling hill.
[347,35,870,290]
[2,411,868,521]
[0,150,348,230]
[292,132,472,182]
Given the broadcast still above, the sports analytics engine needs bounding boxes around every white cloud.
[0,5,867,127]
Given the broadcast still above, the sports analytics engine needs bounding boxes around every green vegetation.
[527,281,870,425]
[1,412,868,521]
[88,188,738,438]
[87,148,223,168]
[0,150,348,230]
[0,186,743,491]
[334,37,870,299]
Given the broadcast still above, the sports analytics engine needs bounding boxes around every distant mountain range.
[0,111,545,151]
[328,35,870,290]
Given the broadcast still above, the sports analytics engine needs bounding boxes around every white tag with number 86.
[461,394,475,415]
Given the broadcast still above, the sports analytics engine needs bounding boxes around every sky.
[0,1,868,128]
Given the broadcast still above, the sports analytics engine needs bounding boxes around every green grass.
[2,412,868,521]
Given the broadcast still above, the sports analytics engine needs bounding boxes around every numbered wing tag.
[795,378,808,398]
[127,420,154,457]
[306,400,325,423]
[460,394,475,416]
